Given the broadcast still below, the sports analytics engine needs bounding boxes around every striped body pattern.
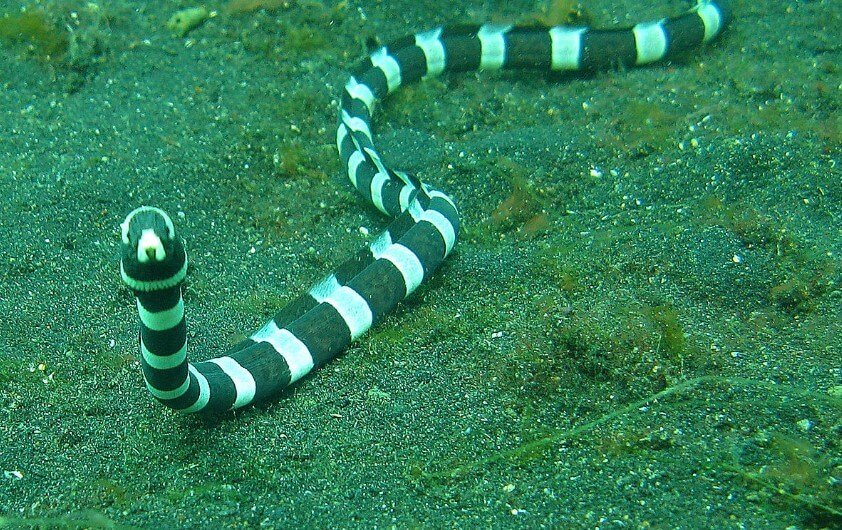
[120,1,731,413]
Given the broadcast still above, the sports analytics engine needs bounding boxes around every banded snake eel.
[120,0,731,413]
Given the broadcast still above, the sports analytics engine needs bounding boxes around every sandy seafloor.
[0,0,839,528]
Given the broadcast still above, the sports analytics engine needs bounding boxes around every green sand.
[1,0,839,528]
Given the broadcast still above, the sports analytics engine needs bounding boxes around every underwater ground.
[0,0,839,528]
